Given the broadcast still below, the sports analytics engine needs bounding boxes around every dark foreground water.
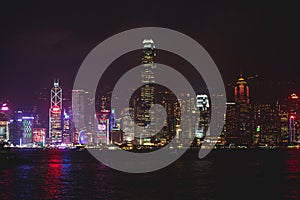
[1,148,300,200]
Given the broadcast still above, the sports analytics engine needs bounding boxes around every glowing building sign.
[52,106,61,112]
[196,94,210,110]
[1,106,9,111]
[32,128,46,144]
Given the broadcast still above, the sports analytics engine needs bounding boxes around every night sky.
[0,0,300,114]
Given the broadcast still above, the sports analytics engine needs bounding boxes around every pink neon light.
[1,106,9,111]
[52,106,61,112]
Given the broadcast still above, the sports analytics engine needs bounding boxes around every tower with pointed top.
[139,39,156,140]
[141,39,156,112]
[49,79,63,143]
[234,73,252,145]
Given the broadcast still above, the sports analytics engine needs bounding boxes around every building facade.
[49,80,63,144]
[234,74,252,145]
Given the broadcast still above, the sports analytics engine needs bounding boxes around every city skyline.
[3,70,300,148]
[0,1,300,148]
[1,1,300,110]
[2,2,300,199]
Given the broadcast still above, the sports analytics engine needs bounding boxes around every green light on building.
[256,125,260,132]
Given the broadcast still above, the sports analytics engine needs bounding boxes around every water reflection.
[285,149,300,199]
[1,149,300,199]
[43,151,66,199]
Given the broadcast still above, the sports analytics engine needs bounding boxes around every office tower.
[253,103,280,145]
[234,73,252,145]
[157,89,178,142]
[192,94,209,146]
[121,107,135,142]
[279,105,289,145]
[96,109,110,144]
[110,108,117,130]
[287,93,300,143]
[72,90,86,133]
[175,92,196,145]
[49,80,62,144]
[0,102,10,141]
[9,110,24,145]
[22,116,34,145]
[62,110,72,144]
[72,90,95,135]
[139,39,156,140]
[195,94,210,139]
[223,102,237,145]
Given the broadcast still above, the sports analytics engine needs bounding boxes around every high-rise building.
[234,73,252,145]
[121,107,135,142]
[287,93,300,143]
[139,39,156,140]
[62,110,72,144]
[9,110,23,145]
[157,90,178,142]
[175,92,196,144]
[279,109,289,144]
[0,102,10,141]
[223,102,237,145]
[253,103,280,145]
[22,116,34,145]
[195,94,210,139]
[96,109,111,144]
[49,80,63,144]
[193,94,210,146]
[72,90,95,135]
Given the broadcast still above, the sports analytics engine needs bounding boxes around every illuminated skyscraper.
[96,109,111,144]
[9,110,23,144]
[195,94,210,139]
[22,116,34,145]
[175,93,196,144]
[234,73,252,145]
[49,80,62,143]
[223,102,237,144]
[287,93,300,143]
[62,110,72,144]
[0,102,10,141]
[139,39,156,140]
[72,90,95,135]
[279,109,289,144]
[253,103,280,145]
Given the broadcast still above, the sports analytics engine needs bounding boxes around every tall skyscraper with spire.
[139,39,156,140]
[49,79,63,143]
[234,73,252,145]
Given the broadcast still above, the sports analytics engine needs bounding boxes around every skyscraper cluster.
[1,39,300,149]
[222,75,300,147]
